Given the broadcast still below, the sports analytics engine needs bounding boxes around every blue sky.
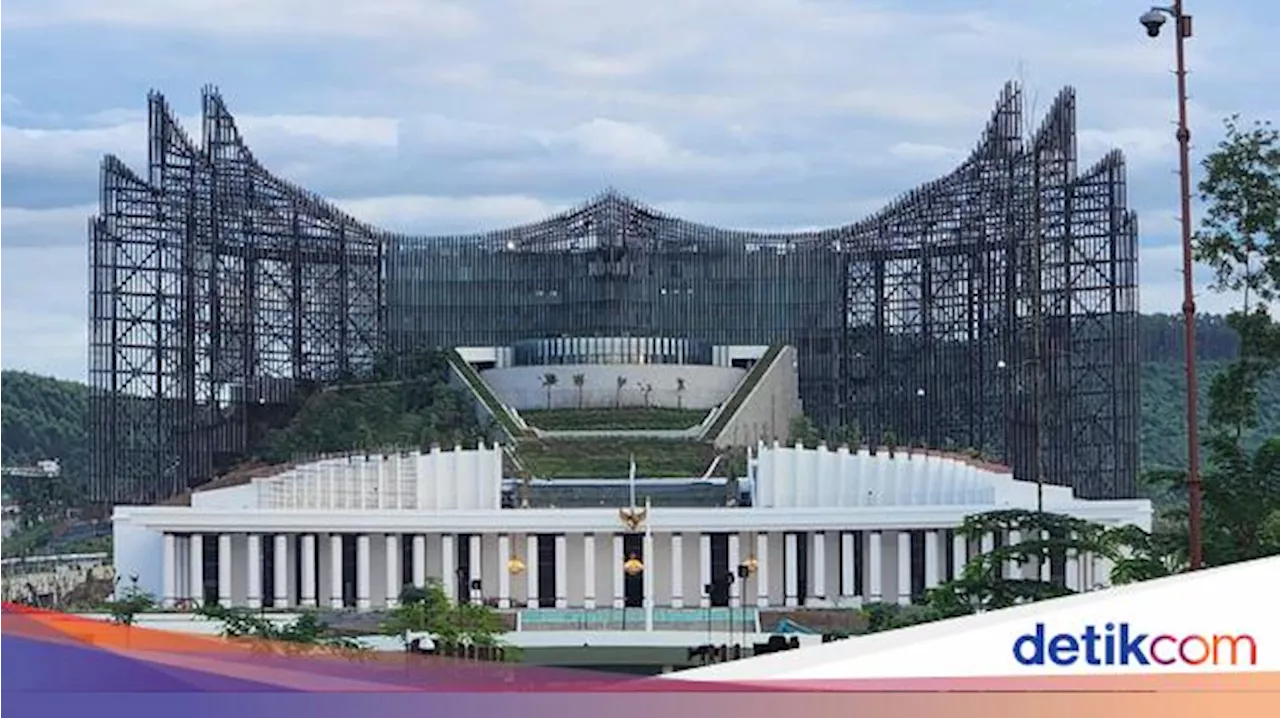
[3,0,1278,381]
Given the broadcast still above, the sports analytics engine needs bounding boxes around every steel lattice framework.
[90,82,1139,504]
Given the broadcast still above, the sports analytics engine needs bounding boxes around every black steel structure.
[89,82,1139,504]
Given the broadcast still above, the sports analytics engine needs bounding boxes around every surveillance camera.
[1140,9,1167,37]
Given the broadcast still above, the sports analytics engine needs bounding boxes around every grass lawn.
[521,407,708,431]
[513,438,719,478]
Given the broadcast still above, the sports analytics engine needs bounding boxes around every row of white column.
[161,532,485,611]
[159,529,1097,611]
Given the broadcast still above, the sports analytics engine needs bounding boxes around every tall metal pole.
[1171,1,1204,570]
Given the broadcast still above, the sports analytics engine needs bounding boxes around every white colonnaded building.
[112,442,1152,621]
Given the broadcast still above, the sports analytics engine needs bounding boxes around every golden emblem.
[619,506,648,532]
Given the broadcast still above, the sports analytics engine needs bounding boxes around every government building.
[113,441,1151,617]
[98,81,1151,620]
[89,82,1140,508]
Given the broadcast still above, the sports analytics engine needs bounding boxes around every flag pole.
[644,495,654,633]
[629,453,637,509]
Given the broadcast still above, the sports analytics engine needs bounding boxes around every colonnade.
[159,528,1105,611]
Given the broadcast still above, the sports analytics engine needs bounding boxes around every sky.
[2,0,1278,382]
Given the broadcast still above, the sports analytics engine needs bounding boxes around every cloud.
[1138,243,1255,317]
[3,0,1279,380]
[1,204,96,247]
[5,0,481,39]
[334,194,563,233]
[1,245,88,382]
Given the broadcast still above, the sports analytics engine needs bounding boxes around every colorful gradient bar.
[5,604,1277,717]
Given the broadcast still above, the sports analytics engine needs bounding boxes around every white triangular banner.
[671,557,1279,680]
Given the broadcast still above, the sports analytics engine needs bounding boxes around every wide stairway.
[518,606,761,633]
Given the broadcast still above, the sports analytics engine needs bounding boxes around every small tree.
[675,377,686,409]
[860,509,1176,633]
[788,415,821,447]
[641,383,654,408]
[614,376,628,408]
[572,374,586,409]
[381,581,514,659]
[197,603,365,656]
[103,575,157,626]
[540,373,558,410]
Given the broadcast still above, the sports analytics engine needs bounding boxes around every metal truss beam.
[90,82,1139,503]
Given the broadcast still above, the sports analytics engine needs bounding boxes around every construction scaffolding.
[89,82,1138,504]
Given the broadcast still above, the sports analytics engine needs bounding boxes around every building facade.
[113,444,1151,613]
[90,83,1140,504]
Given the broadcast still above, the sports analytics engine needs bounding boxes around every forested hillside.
[2,315,1276,485]
[1,371,89,479]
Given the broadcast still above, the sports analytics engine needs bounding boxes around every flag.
[629,454,637,508]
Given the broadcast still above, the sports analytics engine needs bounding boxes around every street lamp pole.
[1142,2,1202,570]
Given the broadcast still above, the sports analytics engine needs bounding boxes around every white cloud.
[6,0,480,39]
[1,245,88,381]
[236,115,400,148]
[889,142,964,162]
[1,204,97,247]
[3,0,1279,379]
[1137,243,1277,316]
[333,194,562,232]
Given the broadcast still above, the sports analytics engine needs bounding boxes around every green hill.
[1140,360,1280,471]
[3,314,1276,490]
[1,371,89,480]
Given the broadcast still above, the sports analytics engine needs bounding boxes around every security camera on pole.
[1139,2,1203,570]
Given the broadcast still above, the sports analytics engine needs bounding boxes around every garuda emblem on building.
[619,506,647,532]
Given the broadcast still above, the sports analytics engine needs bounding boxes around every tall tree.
[1189,114,1280,566]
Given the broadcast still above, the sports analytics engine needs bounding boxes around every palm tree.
[572,374,586,409]
[675,377,686,409]
[641,383,654,408]
[615,375,628,408]
[541,373,558,410]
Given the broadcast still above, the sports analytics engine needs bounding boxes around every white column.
[189,534,205,606]
[981,532,996,555]
[329,534,344,609]
[526,534,539,608]
[727,533,741,608]
[642,529,655,629]
[951,532,967,580]
[300,535,317,607]
[554,535,568,608]
[355,534,371,611]
[412,535,426,588]
[1039,531,1052,582]
[783,533,799,607]
[896,531,911,605]
[613,534,626,609]
[247,534,262,609]
[669,534,683,608]
[1066,548,1081,591]
[867,531,883,602]
[468,535,482,605]
[274,534,290,608]
[839,532,855,599]
[924,531,940,589]
[1006,530,1022,578]
[582,534,596,609]
[384,534,400,608]
[698,533,712,608]
[810,532,825,605]
[755,532,770,608]
[162,533,177,608]
[441,534,456,602]
[498,534,512,609]
[218,534,233,607]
